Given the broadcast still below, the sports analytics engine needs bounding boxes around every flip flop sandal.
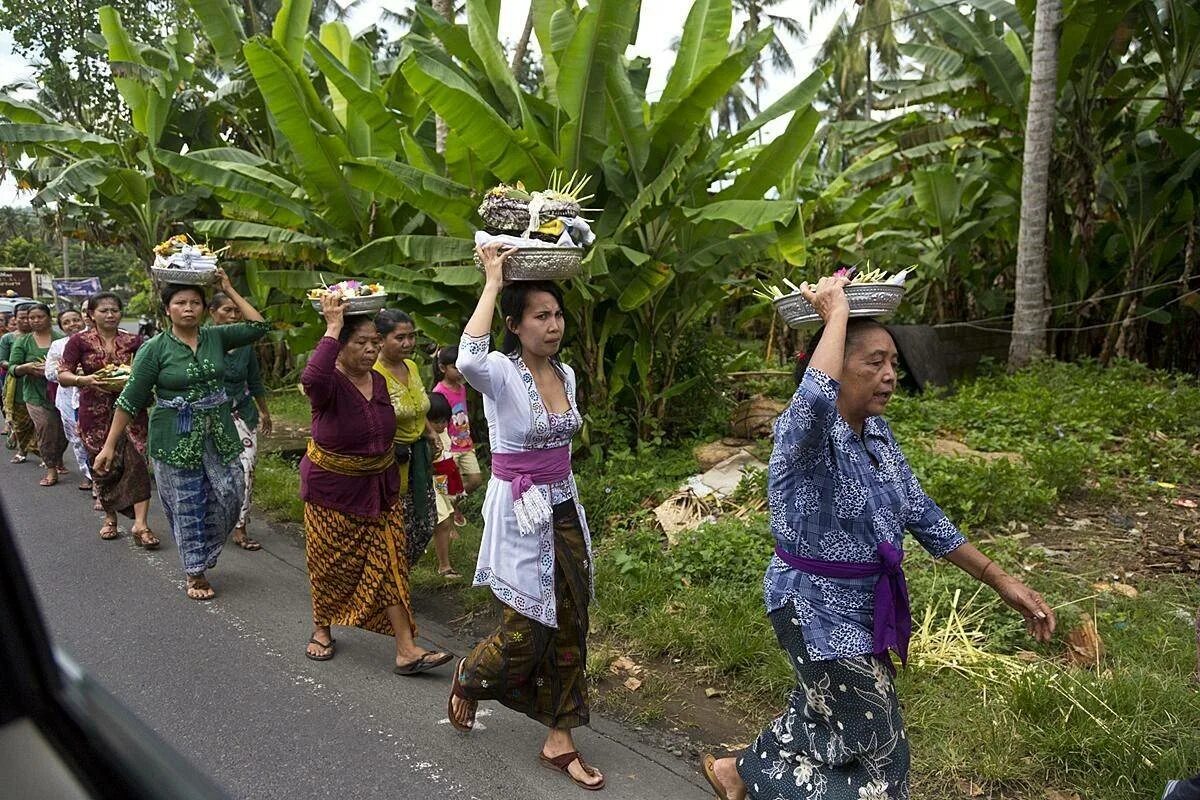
[446,658,476,732]
[394,650,454,676]
[131,528,161,550]
[438,567,463,579]
[701,754,731,800]
[234,537,262,551]
[539,751,606,791]
[9,454,25,463]
[304,637,336,662]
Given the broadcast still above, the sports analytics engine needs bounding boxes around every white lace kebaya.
[456,332,594,628]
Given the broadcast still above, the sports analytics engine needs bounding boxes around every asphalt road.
[1,453,712,800]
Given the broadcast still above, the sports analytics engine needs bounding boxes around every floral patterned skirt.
[458,501,590,729]
[737,605,910,800]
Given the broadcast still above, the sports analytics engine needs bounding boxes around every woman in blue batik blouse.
[702,275,1056,800]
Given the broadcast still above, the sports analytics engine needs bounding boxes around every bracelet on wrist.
[979,560,998,583]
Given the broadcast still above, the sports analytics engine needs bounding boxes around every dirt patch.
[1017,481,1200,581]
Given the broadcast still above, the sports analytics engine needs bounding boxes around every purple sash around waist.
[774,541,911,668]
[491,445,572,503]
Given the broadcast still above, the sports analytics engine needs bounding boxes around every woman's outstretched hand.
[995,576,1057,644]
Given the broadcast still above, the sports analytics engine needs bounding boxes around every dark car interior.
[0,504,228,800]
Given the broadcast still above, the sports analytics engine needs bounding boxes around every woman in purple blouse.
[299,292,451,675]
[703,275,1057,800]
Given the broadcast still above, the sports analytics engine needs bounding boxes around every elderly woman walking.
[299,293,451,673]
[446,244,604,791]
[209,292,272,552]
[10,303,66,486]
[59,292,156,545]
[94,271,268,600]
[701,275,1057,800]
[372,310,436,567]
[44,308,91,490]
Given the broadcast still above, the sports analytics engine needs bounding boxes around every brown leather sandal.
[447,658,476,732]
[131,527,161,550]
[539,751,605,791]
[99,520,120,540]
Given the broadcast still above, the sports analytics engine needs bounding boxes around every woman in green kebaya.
[95,269,269,601]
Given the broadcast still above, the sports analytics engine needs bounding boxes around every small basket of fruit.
[307,280,388,316]
[758,266,914,328]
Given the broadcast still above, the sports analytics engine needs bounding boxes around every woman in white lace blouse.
[446,242,603,791]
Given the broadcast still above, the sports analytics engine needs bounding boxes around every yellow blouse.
[373,358,429,444]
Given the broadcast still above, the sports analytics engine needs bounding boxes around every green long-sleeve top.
[222,342,267,430]
[0,331,15,364]
[116,321,270,467]
[10,332,64,408]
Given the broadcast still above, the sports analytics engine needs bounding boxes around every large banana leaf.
[193,219,329,262]
[308,33,403,155]
[184,0,245,69]
[728,64,829,149]
[337,235,476,270]
[649,29,772,154]
[0,124,119,157]
[244,37,365,233]
[532,0,567,100]
[466,0,524,120]
[98,7,165,143]
[272,0,313,64]
[315,24,371,157]
[604,58,649,176]
[912,165,961,232]
[400,51,558,183]
[156,150,321,231]
[0,95,53,124]
[683,199,798,228]
[720,107,821,201]
[556,0,640,171]
[608,131,701,237]
[342,158,477,236]
[654,0,731,122]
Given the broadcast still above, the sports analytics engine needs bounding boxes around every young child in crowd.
[427,393,463,579]
[433,346,483,526]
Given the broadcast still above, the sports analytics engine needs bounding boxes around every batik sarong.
[154,441,245,576]
[737,606,910,800]
[304,501,415,638]
[232,415,257,529]
[459,501,590,729]
[26,403,67,469]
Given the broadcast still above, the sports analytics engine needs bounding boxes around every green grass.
[254,454,305,522]
[267,387,310,429]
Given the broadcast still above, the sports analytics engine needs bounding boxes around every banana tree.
[0,7,207,256]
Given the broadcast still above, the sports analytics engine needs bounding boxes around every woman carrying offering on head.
[94,271,269,600]
[44,309,91,490]
[446,243,603,792]
[10,303,66,486]
[59,293,155,545]
[209,292,272,552]
[373,310,437,568]
[299,293,452,674]
[702,275,1057,800]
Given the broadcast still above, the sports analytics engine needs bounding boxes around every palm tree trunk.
[432,0,454,155]
[511,3,535,82]
[1008,0,1061,370]
[864,43,873,121]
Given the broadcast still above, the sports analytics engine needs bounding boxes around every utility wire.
[939,288,1200,334]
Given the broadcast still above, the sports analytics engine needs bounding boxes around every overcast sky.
[0,1,839,207]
